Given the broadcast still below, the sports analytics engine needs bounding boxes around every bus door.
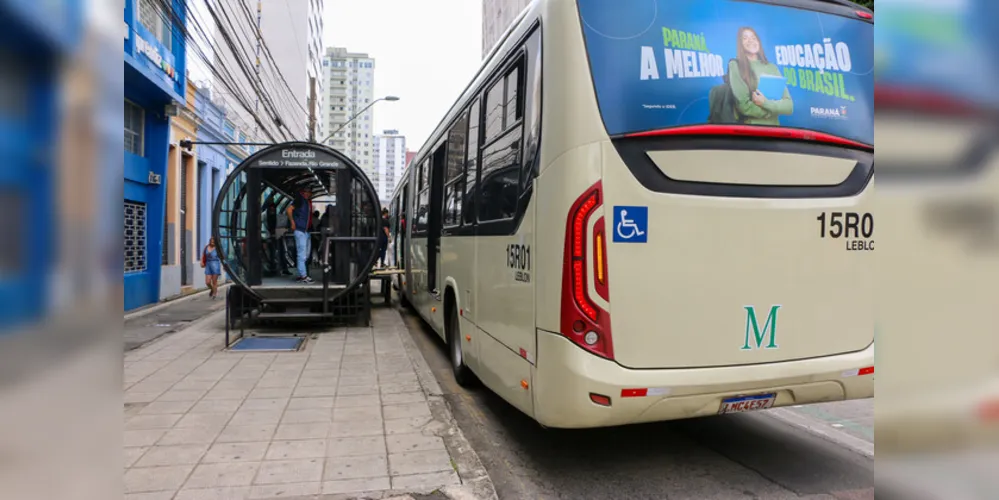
[426,143,447,294]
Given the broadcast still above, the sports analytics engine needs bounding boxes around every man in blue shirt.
[286,187,314,283]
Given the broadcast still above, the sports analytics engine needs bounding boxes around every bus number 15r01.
[817,212,874,251]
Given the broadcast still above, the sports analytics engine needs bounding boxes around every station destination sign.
[249,143,346,169]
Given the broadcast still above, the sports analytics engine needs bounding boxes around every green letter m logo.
[742,305,781,350]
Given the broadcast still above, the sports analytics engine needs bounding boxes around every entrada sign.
[742,305,781,350]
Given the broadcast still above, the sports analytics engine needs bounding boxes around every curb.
[765,407,875,458]
[124,283,231,321]
[393,310,499,500]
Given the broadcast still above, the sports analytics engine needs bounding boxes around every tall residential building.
[212,0,324,142]
[373,130,407,205]
[482,0,531,58]
[323,47,376,176]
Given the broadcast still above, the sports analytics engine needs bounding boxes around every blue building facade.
[194,86,252,278]
[193,88,228,254]
[0,0,81,327]
[124,0,187,311]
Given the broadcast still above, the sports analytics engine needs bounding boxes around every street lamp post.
[318,96,400,146]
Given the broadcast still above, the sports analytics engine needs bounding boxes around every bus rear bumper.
[532,330,874,429]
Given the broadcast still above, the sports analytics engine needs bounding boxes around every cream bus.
[390,0,875,429]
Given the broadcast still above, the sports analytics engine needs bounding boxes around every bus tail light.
[561,182,614,360]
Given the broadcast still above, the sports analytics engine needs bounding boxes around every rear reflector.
[842,366,875,377]
[589,393,612,407]
[979,399,999,422]
[622,124,872,150]
[621,388,648,398]
[855,10,873,20]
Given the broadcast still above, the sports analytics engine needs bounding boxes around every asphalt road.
[400,309,874,500]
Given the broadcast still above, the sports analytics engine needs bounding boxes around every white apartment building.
[212,0,324,142]
[372,130,407,206]
[482,0,531,59]
[323,47,376,176]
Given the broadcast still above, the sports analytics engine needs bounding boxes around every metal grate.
[125,200,147,273]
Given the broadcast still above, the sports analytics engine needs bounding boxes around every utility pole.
[253,0,263,140]
[308,77,317,143]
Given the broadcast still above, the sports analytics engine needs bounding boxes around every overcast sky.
[323,0,483,150]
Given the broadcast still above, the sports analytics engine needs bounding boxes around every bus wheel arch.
[444,286,476,387]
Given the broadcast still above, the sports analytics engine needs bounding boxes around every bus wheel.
[448,303,475,387]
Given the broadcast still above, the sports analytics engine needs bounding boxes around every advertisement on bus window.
[577,0,874,146]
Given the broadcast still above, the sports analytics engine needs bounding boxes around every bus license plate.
[718,393,777,414]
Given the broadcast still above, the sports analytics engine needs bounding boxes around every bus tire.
[447,300,475,387]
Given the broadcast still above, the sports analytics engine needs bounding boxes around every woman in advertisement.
[729,26,793,125]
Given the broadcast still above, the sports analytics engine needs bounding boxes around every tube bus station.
[212,142,392,345]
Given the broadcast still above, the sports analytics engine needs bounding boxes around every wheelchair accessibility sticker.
[613,206,648,243]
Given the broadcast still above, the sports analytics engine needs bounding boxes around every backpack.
[276,210,290,229]
[707,58,746,125]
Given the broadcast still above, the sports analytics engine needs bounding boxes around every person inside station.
[377,207,391,268]
[286,186,314,283]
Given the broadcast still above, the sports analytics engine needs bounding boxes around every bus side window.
[444,110,469,228]
[463,98,481,227]
[477,56,525,223]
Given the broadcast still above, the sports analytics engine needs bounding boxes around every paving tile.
[203,389,251,401]
[138,400,197,415]
[321,476,391,495]
[334,394,381,408]
[326,436,386,457]
[286,397,335,410]
[176,412,234,429]
[391,470,460,491]
[296,377,339,388]
[384,417,432,435]
[228,410,283,427]
[124,446,149,468]
[135,444,210,467]
[254,458,324,485]
[172,379,217,391]
[328,419,384,438]
[239,398,289,412]
[329,384,375,396]
[202,442,269,463]
[265,439,327,460]
[124,429,167,447]
[125,414,183,430]
[248,387,295,399]
[338,375,378,387]
[280,408,332,424]
[380,392,425,406]
[124,492,176,500]
[254,377,298,389]
[173,487,252,500]
[333,405,382,423]
[324,455,388,481]
[292,385,337,398]
[299,369,339,379]
[213,379,257,391]
[158,425,223,446]
[382,402,431,420]
[125,465,195,493]
[156,389,208,402]
[380,382,422,395]
[388,449,453,476]
[248,482,321,499]
[274,422,331,441]
[386,433,447,455]
[216,424,277,443]
[190,399,243,414]
[184,462,261,489]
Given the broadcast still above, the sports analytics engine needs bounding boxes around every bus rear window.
[577,0,874,146]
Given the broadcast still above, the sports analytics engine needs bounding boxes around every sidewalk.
[123,307,494,500]
[124,288,227,351]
